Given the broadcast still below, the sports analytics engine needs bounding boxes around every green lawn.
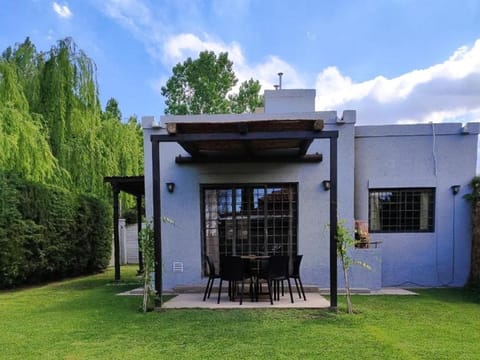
[1,266,479,359]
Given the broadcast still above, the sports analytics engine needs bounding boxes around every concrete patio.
[118,286,416,309]
[163,292,330,309]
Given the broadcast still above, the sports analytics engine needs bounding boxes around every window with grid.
[369,188,435,233]
[202,184,298,272]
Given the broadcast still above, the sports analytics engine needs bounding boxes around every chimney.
[264,89,316,113]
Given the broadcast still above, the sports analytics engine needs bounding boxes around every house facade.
[142,89,479,292]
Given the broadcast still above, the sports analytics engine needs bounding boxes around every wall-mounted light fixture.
[451,185,460,196]
[166,182,175,193]
[322,180,331,191]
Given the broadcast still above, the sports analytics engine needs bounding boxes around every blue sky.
[1,0,480,125]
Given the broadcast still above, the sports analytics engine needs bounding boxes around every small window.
[369,188,435,233]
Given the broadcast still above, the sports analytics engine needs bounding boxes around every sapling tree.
[336,220,371,314]
[139,222,155,312]
[138,217,176,312]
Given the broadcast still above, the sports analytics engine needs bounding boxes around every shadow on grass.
[412,287,480,305]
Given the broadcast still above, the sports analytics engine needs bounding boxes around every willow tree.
[2,37,144,202]
[0,61,59,182]
[37,38,111,194]
[39,38,101,165]
[2,37,43,115]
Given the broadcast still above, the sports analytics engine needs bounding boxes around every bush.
[466,176,480,288]
[0,173,112,288]
[122,206,140,225]
[74,194,112,273]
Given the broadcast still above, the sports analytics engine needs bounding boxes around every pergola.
[150,119,339,309]
[104,175,145,281]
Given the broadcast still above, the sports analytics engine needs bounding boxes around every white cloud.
[102,0,152,31]
[99,0,165,61]
[53,2,72,18]
[148,76,169,96]
[98,1,305,93]
[163,33,245,66]
[315,40,480,124]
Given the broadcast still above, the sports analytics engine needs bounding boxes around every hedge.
[0,173,112,288]
[466,176,480,287]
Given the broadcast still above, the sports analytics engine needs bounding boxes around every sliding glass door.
[202,183,298,272]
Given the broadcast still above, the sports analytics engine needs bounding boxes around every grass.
[1,266,479,359]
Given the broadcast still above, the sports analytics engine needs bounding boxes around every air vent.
[172,261,184,273]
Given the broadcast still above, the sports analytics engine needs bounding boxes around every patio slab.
[117,286,417,309]
[162,292,330,309]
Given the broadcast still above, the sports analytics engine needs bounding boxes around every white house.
[142,88,479,307]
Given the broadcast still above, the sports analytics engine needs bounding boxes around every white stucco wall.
[354,123,479,287]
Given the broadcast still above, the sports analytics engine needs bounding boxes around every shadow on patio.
[163,292,330,309]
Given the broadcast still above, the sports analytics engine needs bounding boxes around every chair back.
[291,255,303,277]
[206,255,216,277]
[268,255,289,278]
[220,255,245,281]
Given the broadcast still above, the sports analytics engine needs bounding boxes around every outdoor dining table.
[240,255,271,301]
[240,255,270,275]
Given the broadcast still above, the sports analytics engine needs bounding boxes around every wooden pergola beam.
[175,153,323,164]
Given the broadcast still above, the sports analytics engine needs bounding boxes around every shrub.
[0,174,35,286]
[0,173,112,288]
[122,206,140,225]
[74,194,112,273]
[466,176,480,287]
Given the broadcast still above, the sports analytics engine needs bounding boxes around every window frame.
[200,183,299,273]
[368,187,435,233]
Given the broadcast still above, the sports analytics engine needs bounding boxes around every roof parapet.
[142,116,162,129]
[338,110,356,124]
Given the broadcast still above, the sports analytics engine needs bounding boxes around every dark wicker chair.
[217,255,249,305]
[203,256,220,301]
[257,255,294,304]
[290,255,307,301]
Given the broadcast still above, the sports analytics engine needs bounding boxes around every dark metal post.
[136,194,144,274]
[152,139,163,306]
[113,186,121,282]
[329,135,338,310]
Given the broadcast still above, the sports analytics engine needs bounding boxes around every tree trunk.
[342,259,353,314]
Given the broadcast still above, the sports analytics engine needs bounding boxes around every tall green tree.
[161,51,262,115]
[0,61,59,182]
[103,97,122,121]
[229,78,264,114]
[2,37,43,115]
[1,37,143,201]
[39,38,101,165]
